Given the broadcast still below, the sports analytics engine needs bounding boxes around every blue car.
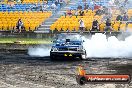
[50,33,86,60]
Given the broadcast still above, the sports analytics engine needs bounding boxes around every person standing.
[122,13,129,21]
[74,10,78,18]
[79,19,85,33]
[16,19,24,33]
[116,14,122,21]
[104,18,113,31]
[91,19,99,31]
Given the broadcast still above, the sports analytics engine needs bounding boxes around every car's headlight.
[77,46,83,51]
[52,47,58,51]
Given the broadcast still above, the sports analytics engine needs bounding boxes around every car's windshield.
[56,34,82,41]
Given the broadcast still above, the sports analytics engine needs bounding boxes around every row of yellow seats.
[0,18,44,21]
[0,12,51,31]
[0,17,48,20]
[0,13,51,16]
[50,22,132,32]
[0,13,52,16]
[0,11,52,16]
[0,11,51,14]
[22,0,44,3]
[0,23,39,31]
[0,25,39,30]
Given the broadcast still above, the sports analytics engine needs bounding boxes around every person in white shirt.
[42,3,49,11]
[51,3,57,14]
[79,19,85,33]
[51,3,57,9]
[74,10,78,18]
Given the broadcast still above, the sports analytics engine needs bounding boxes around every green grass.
[0,38,52,44]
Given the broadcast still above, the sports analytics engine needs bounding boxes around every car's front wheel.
[80,54,86,60]
[80,51,87,60]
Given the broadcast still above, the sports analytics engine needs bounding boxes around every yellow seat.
[113,23,120,31]
[86,23,92,31]
[120,24,126,31]
[99,23,105,32]
[127,24,132,31]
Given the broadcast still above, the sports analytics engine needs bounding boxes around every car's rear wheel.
[50,52,55,60]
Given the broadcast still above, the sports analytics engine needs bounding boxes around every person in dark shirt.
[79,10,84,16]
[122,13,129,21]
[16,19,24,33]
[104,18,113,31]
[91,19,99,31]
[55,1,58,6]
[84,3,89,10]
[77,5,82,9]
[95,8,103,16]
[116,14,122,21]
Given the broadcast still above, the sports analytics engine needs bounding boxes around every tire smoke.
[82,33,132,58]
[28,33,132,58]
[28,45,51,57]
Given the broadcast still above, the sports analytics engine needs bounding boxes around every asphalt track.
[0,50,132,88]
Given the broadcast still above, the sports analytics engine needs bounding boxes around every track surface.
[0,52,132,88]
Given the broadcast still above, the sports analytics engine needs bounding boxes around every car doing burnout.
[50,33,86,60]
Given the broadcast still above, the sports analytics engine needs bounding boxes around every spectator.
[55,0,58,6]
[79,10,84,16]
[102,6,108,14]
[67,10,72,16]
[16,0,21,3]
[91,19,99,31]
[16,19,24,33]
[79,19,85,33]
[42,3,49,11]
[74,10,78,18]
[122,13,129,21]
[89,0,94,10]
[84,3,89,10]
[86,9,89,13]
[51,3,57,9]
[94,4,100,10]
[120,6,127,15]
[7,1,15,9]
[95,8,103,16]
[104,18,113,31]
[31,3,40,11]
[64,12,67,18]
[116,14,122,21]
[130,16,132,21]
[129,16,132,23]
[51,3,57,14]
[101,13,112,22]
[77,5,82,9]
[59,0,64,8]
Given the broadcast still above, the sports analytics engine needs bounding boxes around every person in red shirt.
[94,4,101,10]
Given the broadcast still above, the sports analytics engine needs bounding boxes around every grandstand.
[0,0,63,33]
[0,11,51,31]
[49,0,132,33]
[0,0,131,34]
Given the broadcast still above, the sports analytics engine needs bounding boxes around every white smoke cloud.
[28,45,51,57]
[28,33,132,58]
[83,33,132,58]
